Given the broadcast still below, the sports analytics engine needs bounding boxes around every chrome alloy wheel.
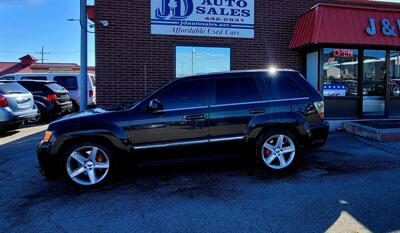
[66,146,110,186]
[261,134,296,170]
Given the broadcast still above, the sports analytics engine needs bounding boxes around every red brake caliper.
[96,152,105,162]
[264,147,271,158]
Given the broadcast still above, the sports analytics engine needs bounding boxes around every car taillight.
[47,94,58,102]
[313,101,325,120]
[88,90,94,97]
[0,96,8,107]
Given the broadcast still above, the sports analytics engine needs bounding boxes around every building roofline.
[299,2,400,18]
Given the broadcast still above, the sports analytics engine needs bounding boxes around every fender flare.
[50,124,130,155]
[245,112,311,143]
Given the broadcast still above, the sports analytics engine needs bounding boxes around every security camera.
[98,20,109,27]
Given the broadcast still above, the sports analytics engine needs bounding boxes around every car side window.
[215,77,262,105]
[54,76,78,90]
[259,75,307,100]
[154,79,208,109]
[21,76,47,81]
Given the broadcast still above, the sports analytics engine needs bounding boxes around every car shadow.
[0,130,20,138]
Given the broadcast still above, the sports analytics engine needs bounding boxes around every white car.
[0,73,96,111]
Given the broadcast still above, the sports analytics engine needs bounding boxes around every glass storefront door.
[389,51,400,116]
[363,50,386,116]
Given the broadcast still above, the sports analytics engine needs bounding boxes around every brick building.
[94,0,400,118]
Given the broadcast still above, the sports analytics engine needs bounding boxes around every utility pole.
[35,46,50,63]
[80,0,88,111]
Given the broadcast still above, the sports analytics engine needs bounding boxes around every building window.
[175,46,230,78]
[389,51,400,97]
[321,48,358,97]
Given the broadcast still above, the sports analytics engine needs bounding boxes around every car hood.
[57,107,110,121]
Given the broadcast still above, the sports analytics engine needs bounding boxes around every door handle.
[249,109,265,114]
[184,114,205,120]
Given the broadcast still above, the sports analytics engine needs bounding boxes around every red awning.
[289,4,400,49]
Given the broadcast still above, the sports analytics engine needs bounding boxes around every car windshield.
[0,82,29,94]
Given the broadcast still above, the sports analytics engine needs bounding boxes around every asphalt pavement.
[0,126,400,233]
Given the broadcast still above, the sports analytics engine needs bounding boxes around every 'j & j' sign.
[151,0,254,38]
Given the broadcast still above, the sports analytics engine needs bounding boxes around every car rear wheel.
[28,104,42,124]
[256,129,300,174]
[62,141,115,188]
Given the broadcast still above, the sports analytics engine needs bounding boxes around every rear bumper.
[0,108,38,127]
[307,122,330,148]
[47,101,73,116]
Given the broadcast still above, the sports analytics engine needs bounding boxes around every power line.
[34,46,51,63]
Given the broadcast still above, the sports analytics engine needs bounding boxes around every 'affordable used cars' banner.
[151,0,254,38]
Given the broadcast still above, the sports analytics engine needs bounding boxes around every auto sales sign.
[151,0,254,38]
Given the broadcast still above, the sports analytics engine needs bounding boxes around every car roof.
[17,80,57,84]
[178,69,299,80]
[0,80,17,83]
[1,73,93,77]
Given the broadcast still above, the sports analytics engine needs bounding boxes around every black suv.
[37,70,329,188]
[17,80,73,122]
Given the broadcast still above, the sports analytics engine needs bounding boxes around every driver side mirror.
[146,99,164,112]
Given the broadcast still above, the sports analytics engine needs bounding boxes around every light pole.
[80,0,88,111]
[191,47,195,75]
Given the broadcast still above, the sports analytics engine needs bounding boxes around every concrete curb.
[343,121,400,142]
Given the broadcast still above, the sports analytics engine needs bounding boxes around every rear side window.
[155,79,208,109]
[259,75,307,100]
[18,82,49,93]
[54,76,78,90]
[21,76,47,81]
[45,83,67,92]
[0,82,29,94]
[215,77,262,105]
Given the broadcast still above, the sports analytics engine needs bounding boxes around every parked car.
[389,79,400,96]
[17,80,73,123]
[0,81,38,131]
[37,69,329,188]
[0,73,96,111]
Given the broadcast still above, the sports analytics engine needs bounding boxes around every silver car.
[0,81,38,131]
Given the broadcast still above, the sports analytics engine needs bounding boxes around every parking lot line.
[0,124,48,146]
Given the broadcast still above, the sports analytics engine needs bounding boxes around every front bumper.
[37,141,60,179]
[307,122,330,148]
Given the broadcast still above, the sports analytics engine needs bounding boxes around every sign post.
[80,0,88,111]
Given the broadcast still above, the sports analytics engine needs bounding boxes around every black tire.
[71,101,80,113]
[255,128,301,175]
[61,140,117,189]
[30,105,46,123]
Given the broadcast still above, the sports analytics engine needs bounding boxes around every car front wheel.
[256,129,300,174]
[62,141,115,188]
